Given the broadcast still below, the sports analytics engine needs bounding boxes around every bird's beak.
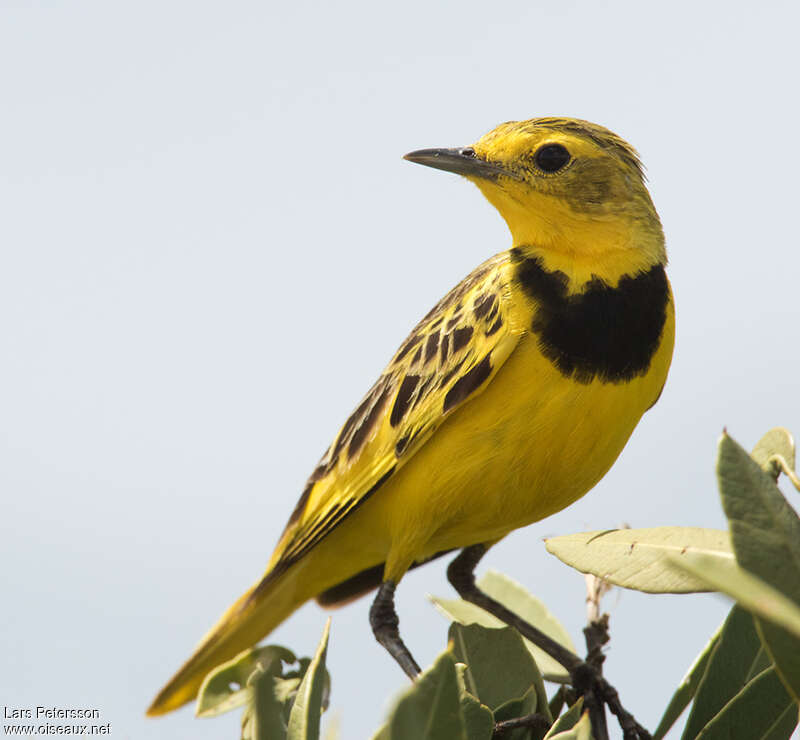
[403,147,510,181]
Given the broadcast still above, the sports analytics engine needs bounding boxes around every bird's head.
[405,117,665,280]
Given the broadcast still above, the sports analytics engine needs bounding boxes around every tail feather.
[146,570,302,716]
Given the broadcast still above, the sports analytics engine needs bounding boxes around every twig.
[581,574,651,740]
[449,545,651,739]
[585,573,613,624]
[492,712,550,737]
[584,613,609,672]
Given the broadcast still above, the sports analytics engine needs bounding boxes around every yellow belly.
[295,297,675,591]
[380,304,672,579]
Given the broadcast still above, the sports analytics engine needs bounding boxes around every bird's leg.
[447,545,582,670]
[369,580,421,680]
[447,545,650,740]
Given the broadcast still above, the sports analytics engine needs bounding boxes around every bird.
[147,116,675,719]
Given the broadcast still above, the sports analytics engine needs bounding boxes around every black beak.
[403,147,509,180]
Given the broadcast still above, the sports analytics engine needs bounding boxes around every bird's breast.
[380,282,675,556]
[510,249,671,385]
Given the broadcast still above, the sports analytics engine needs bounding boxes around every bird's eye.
[533,143,571,173]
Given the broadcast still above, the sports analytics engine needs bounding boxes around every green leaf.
[754,618,800,704]
[431,569,575,682]
[545,711,592,740]
[543,699,584,739]
[681,606,762,740]
[478,570,574,690]
[762,704,800,740]
[196,644,297,718]
[695,667,796,740]
[547,688,565,723]
[272,677,302,707]
[370,725,389,740]
[494,686,553,740]
[286,619,331,740]
[667,551,800,641]
[718,433,800,700]
[745,645,772,684]
[382,650,466,740]
[370,724,389,740]
[241,705,255,740]
[491,689,532,721]
[718,433,800,602]
[278,660,331,724]
[544,527,733,594]
[458,693,494,740]
[454,664,494,740]
[653,620,722,740]
[449,623,543,713]
[493,686,541,740]
[252,673,290,740]
[751,427,796,481]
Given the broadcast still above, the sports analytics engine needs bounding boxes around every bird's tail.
[146,567,302,716]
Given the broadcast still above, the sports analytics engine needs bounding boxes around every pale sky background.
[2,1,799,738]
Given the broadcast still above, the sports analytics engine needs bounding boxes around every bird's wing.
[268,252,522,574]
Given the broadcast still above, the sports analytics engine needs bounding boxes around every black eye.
[534,143,570,173]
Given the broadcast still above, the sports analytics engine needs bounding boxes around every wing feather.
[267,252,522,574]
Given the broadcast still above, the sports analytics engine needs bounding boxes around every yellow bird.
[148,117,674,719]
